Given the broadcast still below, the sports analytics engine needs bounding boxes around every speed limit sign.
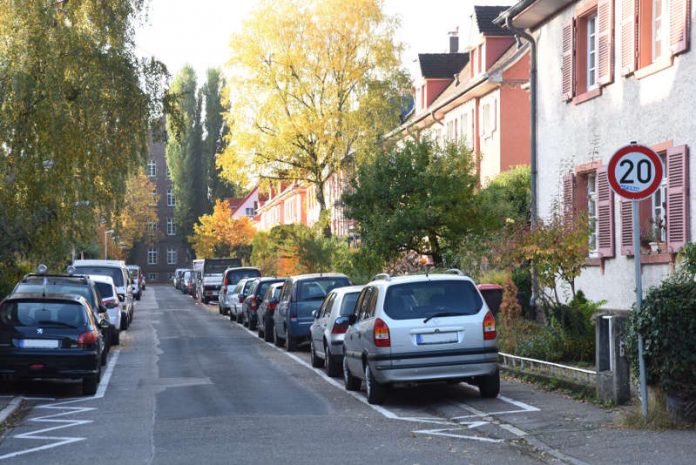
[607,142,663,419]
[607,144,663,199]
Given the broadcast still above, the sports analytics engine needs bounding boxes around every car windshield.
[226,269,261,285]
[242,280,254,295]
[339,292,360,316]
[383,280,483,320]
[256,280,282,299]
[205,262,231,274]
[74,266,124,287]
[94,282,115,299]
[14,282,97,308]
[297,278,350,301]
[0,301,87,328]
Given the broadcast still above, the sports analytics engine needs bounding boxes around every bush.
[626,274,696,400]
[499,277,521,326]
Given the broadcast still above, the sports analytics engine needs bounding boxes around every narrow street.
[0,286,692,465]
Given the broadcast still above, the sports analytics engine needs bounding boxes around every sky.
[134,0,515,82]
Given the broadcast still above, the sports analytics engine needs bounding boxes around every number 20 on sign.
[607,143,663,418]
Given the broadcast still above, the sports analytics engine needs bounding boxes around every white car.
[90,275,125,345]
[218,267,261,315]
[73,259,134,329]
[342,271,499,404]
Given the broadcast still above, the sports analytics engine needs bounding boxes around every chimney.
[449,28,459,53]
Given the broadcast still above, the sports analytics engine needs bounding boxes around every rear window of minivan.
[383,280,483,320]
[74,266,124,287]
[297,278,350,301]
[0,301,87,328]
[226,269,261,286]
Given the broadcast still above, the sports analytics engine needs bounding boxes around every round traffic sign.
[607,144,663,200]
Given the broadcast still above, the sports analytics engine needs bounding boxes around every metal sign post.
[608,143,663,418]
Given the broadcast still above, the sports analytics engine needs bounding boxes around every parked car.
[174,268,187,290]
[229,278,255,323]
[181,270,194,295]
[309,285,363,376]
[256,282,283,342]
[90,275,125,345]
[0,293,109,395]
[192,258,242,304]
[342,273,499,405]
[127,265,143,300]
[72,260,134,327]
[241,277,285,330]
[218,267,261,315]
[12,272,113,362]
[141,275,146,291]
[273,274,352,352]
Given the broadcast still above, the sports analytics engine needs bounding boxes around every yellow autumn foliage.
[190,200,256,258]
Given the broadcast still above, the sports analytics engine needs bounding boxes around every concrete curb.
[0,397,22,426]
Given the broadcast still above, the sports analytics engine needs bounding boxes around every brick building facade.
[130,136,191,283]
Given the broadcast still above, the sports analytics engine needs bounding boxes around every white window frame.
[166,218,176,236]
[587,173,598,257]
[587,14,598,90]
[166,248,177,265]
[652,154,668,242]
[652,0,669,61]
[147,247,158,265]
[147,159,156,177]
[245,207,255,217]
[148,272,157,282]
[167,188,175,207]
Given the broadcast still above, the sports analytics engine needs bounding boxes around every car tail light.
[248,295,257,310]
[239,295,246,303]
[331,317,349,334]
[78,330,99,347]
[373,318,390,347]
[483,311,496,340]
[268,302,277,311]
[289,310,298,319]
[222,275,229,288]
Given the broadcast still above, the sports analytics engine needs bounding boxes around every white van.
[72,260,134,328]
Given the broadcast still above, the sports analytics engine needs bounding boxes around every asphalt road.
[0,285,693,465]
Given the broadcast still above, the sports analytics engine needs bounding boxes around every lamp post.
[104,229,115,259]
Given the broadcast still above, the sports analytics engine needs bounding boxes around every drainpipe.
[504,16,539,314]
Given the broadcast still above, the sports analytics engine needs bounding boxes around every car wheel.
[274,328,285,347]
[218,305,222,315]
[477,370,500,399]
[325,344,341,377]
[343,356,361,391]
[101,346,108,366]
[257,323,264,338]
[83,366,101,396]
[203,297,210,305]
[135,292,141,301]
[310,340,324,368]
[121,313,129,331]
[286,334,297,352]
[229,310,235,322]
[264,321,274,342]
[365,364,387,405]
[248,316,257,331]
[112,329,120,346]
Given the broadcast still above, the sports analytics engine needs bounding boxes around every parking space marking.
[0,349,120,461]
[412,428,504,443]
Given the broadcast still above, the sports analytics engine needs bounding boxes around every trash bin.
[595,312,631,404]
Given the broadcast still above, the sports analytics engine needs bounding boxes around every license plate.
[416,332,458,345]
[19,339,60,349]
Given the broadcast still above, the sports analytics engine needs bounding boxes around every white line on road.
[0,349,121,461]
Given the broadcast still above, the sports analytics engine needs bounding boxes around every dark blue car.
[273,274,351,351]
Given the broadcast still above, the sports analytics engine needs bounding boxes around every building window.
[147,159,156,177]
[587,14,598,89]
[587,173,598,256]
[148,272,157,282]
[147,247,157,265]
[245,207,255,217]
[481,101,496,137]
[167,188,175,207]
[166,164,171,179]
[149,188,157,206]
[166,218,176,236]
[652,0,668,61]
[167,248,177,265]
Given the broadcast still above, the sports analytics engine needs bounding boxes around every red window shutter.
[563,172,576,225]
[597,0,614,85]
[669,0,690,55]
[620,200,634,255]
[597,167,615,258]
[561,19,575,101]
[667,145,689,253]
[621,0,637,75]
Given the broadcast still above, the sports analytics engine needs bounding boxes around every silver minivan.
[72,260,134,329]
[342,273,499,404]
[309,285,363,376]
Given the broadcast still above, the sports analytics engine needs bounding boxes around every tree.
[112,171,159,252]
[189,200,256,258]
[201,68,238,201]
[0,0,167,290]
[344,140,484,266]
[219,0,409,216]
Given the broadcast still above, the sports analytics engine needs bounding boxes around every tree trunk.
[427,233,443,266]
[315,180,332,238]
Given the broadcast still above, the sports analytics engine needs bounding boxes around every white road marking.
[412,428,503,443]
[498,395,541,412]
[0,349,121,461]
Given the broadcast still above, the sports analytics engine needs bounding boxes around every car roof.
[3,293,90,306]
[73,259,126,268]
[88,274,115,285]
[253,277,286,283]
[225,266,260,272]
[20,273,91,284]
[369,273,476,287]
[287,273,349,282]
[328,285,364,295]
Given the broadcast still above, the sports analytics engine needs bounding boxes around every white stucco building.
[500,0,692,309]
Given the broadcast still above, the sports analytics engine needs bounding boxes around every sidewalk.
[0,397,22,428]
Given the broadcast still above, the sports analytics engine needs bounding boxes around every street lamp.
[104,229,114,259]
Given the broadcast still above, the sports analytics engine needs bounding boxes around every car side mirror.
[99,319,111,330]
[98,305,108,314]
[105,301,119,309]
[118,294,125,303]
[348,314,357,325]
[312,310,318,318]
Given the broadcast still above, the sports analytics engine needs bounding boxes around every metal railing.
[499,352,597,387]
